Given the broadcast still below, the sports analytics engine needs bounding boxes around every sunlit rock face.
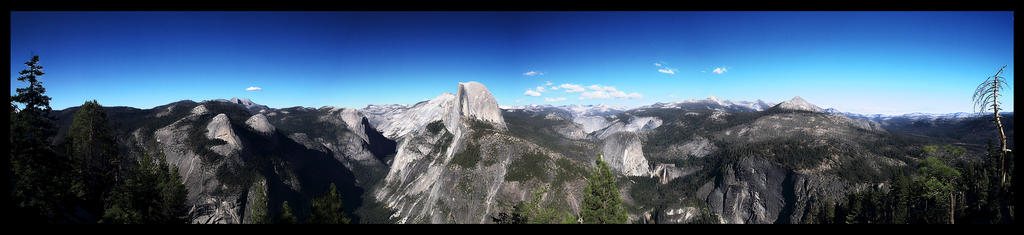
[245,113,275,135]
[206,113,242,156]
[454,81,506,130]
[601,132,650,177]
[775,96,822,113]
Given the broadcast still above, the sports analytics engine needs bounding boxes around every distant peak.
[454,81,505,129]
[776,96,822,112]
[229,97,254,105]
[225,97,269,113]
[458,81,486,90]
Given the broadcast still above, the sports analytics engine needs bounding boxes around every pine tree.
[308,183,350,224]
[280,201,298,224]
[918,155,961,224]
[248,179,270,224]
[823,198,836,224]
[155,155,189,223]
[65,100,121,215]
[491,200,528,224]
[492,186,577,224]
[101,152,188,224]
[524,187,577,224]
[844,193,863,224]
[891,171,911,224]
[580,154,628,224]
[10,55,70,222]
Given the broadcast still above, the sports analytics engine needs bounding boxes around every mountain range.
[49,81,1014,224]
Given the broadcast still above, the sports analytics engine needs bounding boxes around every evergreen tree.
[280,201,298,224]
[580,154,628,224]
[308,183,350,224]
[65,100,121,215]
[820,198,836,224]
[918,156,961,224]
[492,186,577,224]
[890,171,912,224]
[155,156,189,223]
[101,152,188,224]
[248,179,270,224]
[491,202,528,224]
[525,187,577,224]
[844,193,863,224]
[10,55,71,222]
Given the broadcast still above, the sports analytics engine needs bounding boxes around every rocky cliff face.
[371,81,595,224]
[705,157,787,224]
[88,99,390,224]
[367,93,454,139]
[227,97,270,114]
[601,132,650,177]
[245,113,275,135]
[207,114,243,157]
[454,82,506,130]
[51,83,1004,224]
[242,177,268,224]
[593,115,662,140]
[152,106,245,224]
[693,156,862,224]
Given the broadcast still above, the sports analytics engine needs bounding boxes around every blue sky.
[10,11,1014,115]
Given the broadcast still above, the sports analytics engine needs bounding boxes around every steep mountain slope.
[371,81,593,223]
[50,84,1013,224]
[53,99,397,224]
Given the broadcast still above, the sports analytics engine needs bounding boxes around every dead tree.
[972,65,1011,187]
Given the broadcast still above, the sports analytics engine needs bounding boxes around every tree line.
[9,56,189,223]
[9,56,356,224]
[804,143,1014,224]
[492,154,629,224]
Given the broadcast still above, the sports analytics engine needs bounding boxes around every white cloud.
[544,81,553,86]
[580,91,611,99]
[580,86,643,100]
[515,99,522,103]
[524,89,542,96]
[523,71,544,76]
[536,86,547,93]
[560,83,585,93]
[581,91,644,99]
[654,62,676,75]
[586,85,619,92]
[713,67,728,74]
[544,97,567,102]
[245,86,262,91]
[550,86,559,90]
